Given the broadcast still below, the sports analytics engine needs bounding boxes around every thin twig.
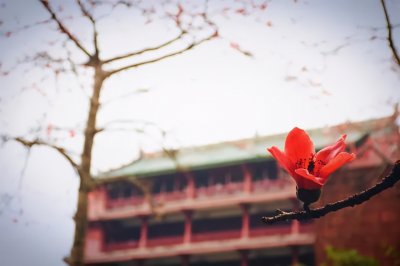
[11,136,79,173]
[103,31,186,64]
[76,0,100,57]
[381,0,400,66]
[262,160,400,224]
[105,31,217,77]
[39,0,92,58]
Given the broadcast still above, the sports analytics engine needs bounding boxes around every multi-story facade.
[84,116,400,266]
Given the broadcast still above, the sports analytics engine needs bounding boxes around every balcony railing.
[147,235,183,248]
[103,240,138,252]
[87,178,295,221]
[102,178,293,210]
[196,182,244,198]
[249,225,292,237]
[105,196,145,209]
[252,178,290,192]
[86,222,315,262]
[154,190,187,202]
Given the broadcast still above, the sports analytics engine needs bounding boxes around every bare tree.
[1,0,219,265]
[0,0,273,265]
[0,1,398,265]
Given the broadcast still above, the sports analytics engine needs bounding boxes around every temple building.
[84,115,400,266]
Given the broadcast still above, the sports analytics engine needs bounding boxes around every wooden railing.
[103,240,138,252]
[98,223,314,252]
[103,178,293,210]
[147,235,183,248]
[252,178,292,192]
[196,182,244,198]
[249,225,292,237]
[154,191,187,202]
[105,196,144,209]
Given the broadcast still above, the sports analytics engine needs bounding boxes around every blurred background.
[0,0,399,265]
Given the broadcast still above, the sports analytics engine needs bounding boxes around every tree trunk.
[68,182,89,266]
[69,66,105,266]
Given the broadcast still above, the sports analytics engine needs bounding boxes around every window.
[194,170,209,188]
[249,160,278,181]
[103,219,140,244]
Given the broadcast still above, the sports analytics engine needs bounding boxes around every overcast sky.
[0,0,399,265]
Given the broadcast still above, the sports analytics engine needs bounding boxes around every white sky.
[0,0,399,265]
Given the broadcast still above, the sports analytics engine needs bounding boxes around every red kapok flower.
[267,127,355,193]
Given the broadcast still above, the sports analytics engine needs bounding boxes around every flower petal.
[314,134,347,173]
[284,127,315,168]
[267,146,296,177]
[295,168,324,189]
[319,152,356,179]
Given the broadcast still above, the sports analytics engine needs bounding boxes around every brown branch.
[39,0,92,58]
[262,160,400,224]
[381,0,400,66]
[12,136,79,173]
[76,0,99,57]
[103,31,186,64]
[105,31,217,77]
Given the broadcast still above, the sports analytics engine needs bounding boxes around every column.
[291,199,300,234]
[186,174,196,199]
[291,219,300,234]
[183,210,193,244]
[181,255,190,266]
[239,250,249,266]
[85,224,104,256]
[139,216,148,248]
[88,187,107,216]
[99,186,107,212]
[241,204,250,238]
[241,165,252,193]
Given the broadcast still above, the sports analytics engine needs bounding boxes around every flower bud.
[296,187,321,207]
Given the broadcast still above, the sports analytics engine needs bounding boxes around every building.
[84,115,400,266]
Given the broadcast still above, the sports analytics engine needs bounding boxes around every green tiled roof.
[97,116,394,180]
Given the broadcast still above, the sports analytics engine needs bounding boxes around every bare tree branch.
[39,0,92,58]
[381,0,400,66]
[76,0,100,57]
[105,31,217,77]
[10,136,79,173]
[262,161,400,224]
[103,31,187,64]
